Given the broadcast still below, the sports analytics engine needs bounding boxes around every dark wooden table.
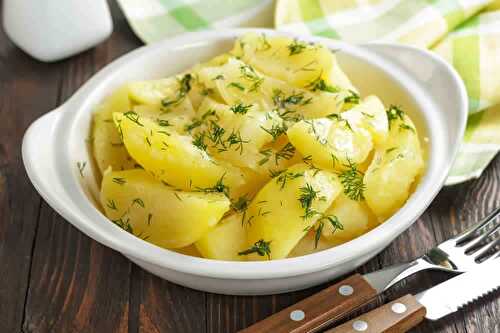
[1,2,499,333]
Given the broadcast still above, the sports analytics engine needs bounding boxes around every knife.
[327,259,500,332]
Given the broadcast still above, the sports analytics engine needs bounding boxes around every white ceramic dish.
[22,29,467,295]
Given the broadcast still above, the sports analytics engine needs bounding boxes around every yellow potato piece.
[100,169,230,249]
[244,164,342,260]
[195,213,248,261]
[189,98,284,170]
[232,33,334,89]
[113,112,249,194]
[364,108,424,220]
[288,230,345,258]
[92,85,136,174]
[287,118,373,171]
[341,96,388,146]
[321,193,378,242]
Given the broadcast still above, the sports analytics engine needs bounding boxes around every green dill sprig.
[231,195,251,225]
[258,148,272,166]
[132,198,145,208]
[195,175,230,197]
[306,74,339,93]
[230,103,252,115]
[111,217,133,234]
[238,239,272,259]
[288,39,308,55]
[227,82,245,91]
[107,199,117,210]
[184,109,218,133]
[112,177,126,185]
[239,64,264,92]
[161,73,192,108]
[302,155,320,176]
[123,111,143,126]
[212,74,225,81]
[344,90,360,104]
[275,171,303,189]
[275,142,296,164]
[77,161,86,177]
[386,105,405,129]
[257,33,272,52]
[298,183,319,219]
[399,123,415,133]
[157,119,172,127]
[260,122,288,142]
[192,132,208,151]
[200,88,214,96]
[225,131,248,154]
[338,159,366,201]
[305,214,343,248]
[272,89,312,109]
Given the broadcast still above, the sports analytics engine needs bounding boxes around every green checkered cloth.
[118,0,500,185]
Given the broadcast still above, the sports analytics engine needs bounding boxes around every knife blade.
[328,259,500,332]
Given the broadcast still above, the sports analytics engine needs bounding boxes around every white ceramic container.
[3,0,113,62]
[22,29,467,295]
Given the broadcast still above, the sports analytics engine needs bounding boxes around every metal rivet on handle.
[352,320,368,331]
[391,302,407,314]
[338,285,354,296]
[290,310,305,321]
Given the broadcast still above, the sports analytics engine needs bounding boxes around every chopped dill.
[192,132,207,151]
[306,74,339,93]
[306,214,344,248]
[399,123,415,133]
[161,73,192,108]
[195,174,230,197]
[111,217,133,234]
[338,159,366,201]
[112,177,126,185]
[288,39,307,56]
[269,168,285,179]
[123,111,143,126]
[106,199,117,210]
[147,213,153,226]
[386,147,398,154]
[239,64,264,92]
[275,171,303,189]
[272,89,312,110]
[231,195,251,225]
[227,82,245,91]
[77,161,86,177]
[258,148,272,166]
[386,105,405,129]
[157,119,172,127]
[212,74,225,81]
[145,136,152,147]
[302,155,321,175]
[298,183,319,219]
[230,103,252,115]
[275,142,295,164]
[200,88,214,96]
[344,90,360,104]
[238,239,272,259]
[257,34,272,51]
[132,198,145,208]
[260,122,288,142]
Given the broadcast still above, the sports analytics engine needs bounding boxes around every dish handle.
[22,108,73,209]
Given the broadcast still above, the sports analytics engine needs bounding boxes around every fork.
[239,207,500,333]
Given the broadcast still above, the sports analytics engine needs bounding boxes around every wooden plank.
[0,20,62,331]
[20,2,143,332]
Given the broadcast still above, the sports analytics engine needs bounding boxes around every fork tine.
[464,221,500,252]
[456,206,500,244]
[473,236,500,261]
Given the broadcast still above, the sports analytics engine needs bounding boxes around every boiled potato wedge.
[92,85,136,174]
[243,163,342,260]
[113,111,250,195]
[195,213,248,261]
[364,106,424,220]
[322,193,378,242]
[340,95,388,146]
[101,169,230,249]
[287,118,373,170]
[232,33,334,89]
[288,230,345,257]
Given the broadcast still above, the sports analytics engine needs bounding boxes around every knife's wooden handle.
[326,294,426,333]
[239,274,377,333]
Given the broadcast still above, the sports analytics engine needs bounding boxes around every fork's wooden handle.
[326,294,426,333]
[239,274,377,333]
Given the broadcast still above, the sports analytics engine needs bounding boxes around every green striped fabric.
[118,0,500,184]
